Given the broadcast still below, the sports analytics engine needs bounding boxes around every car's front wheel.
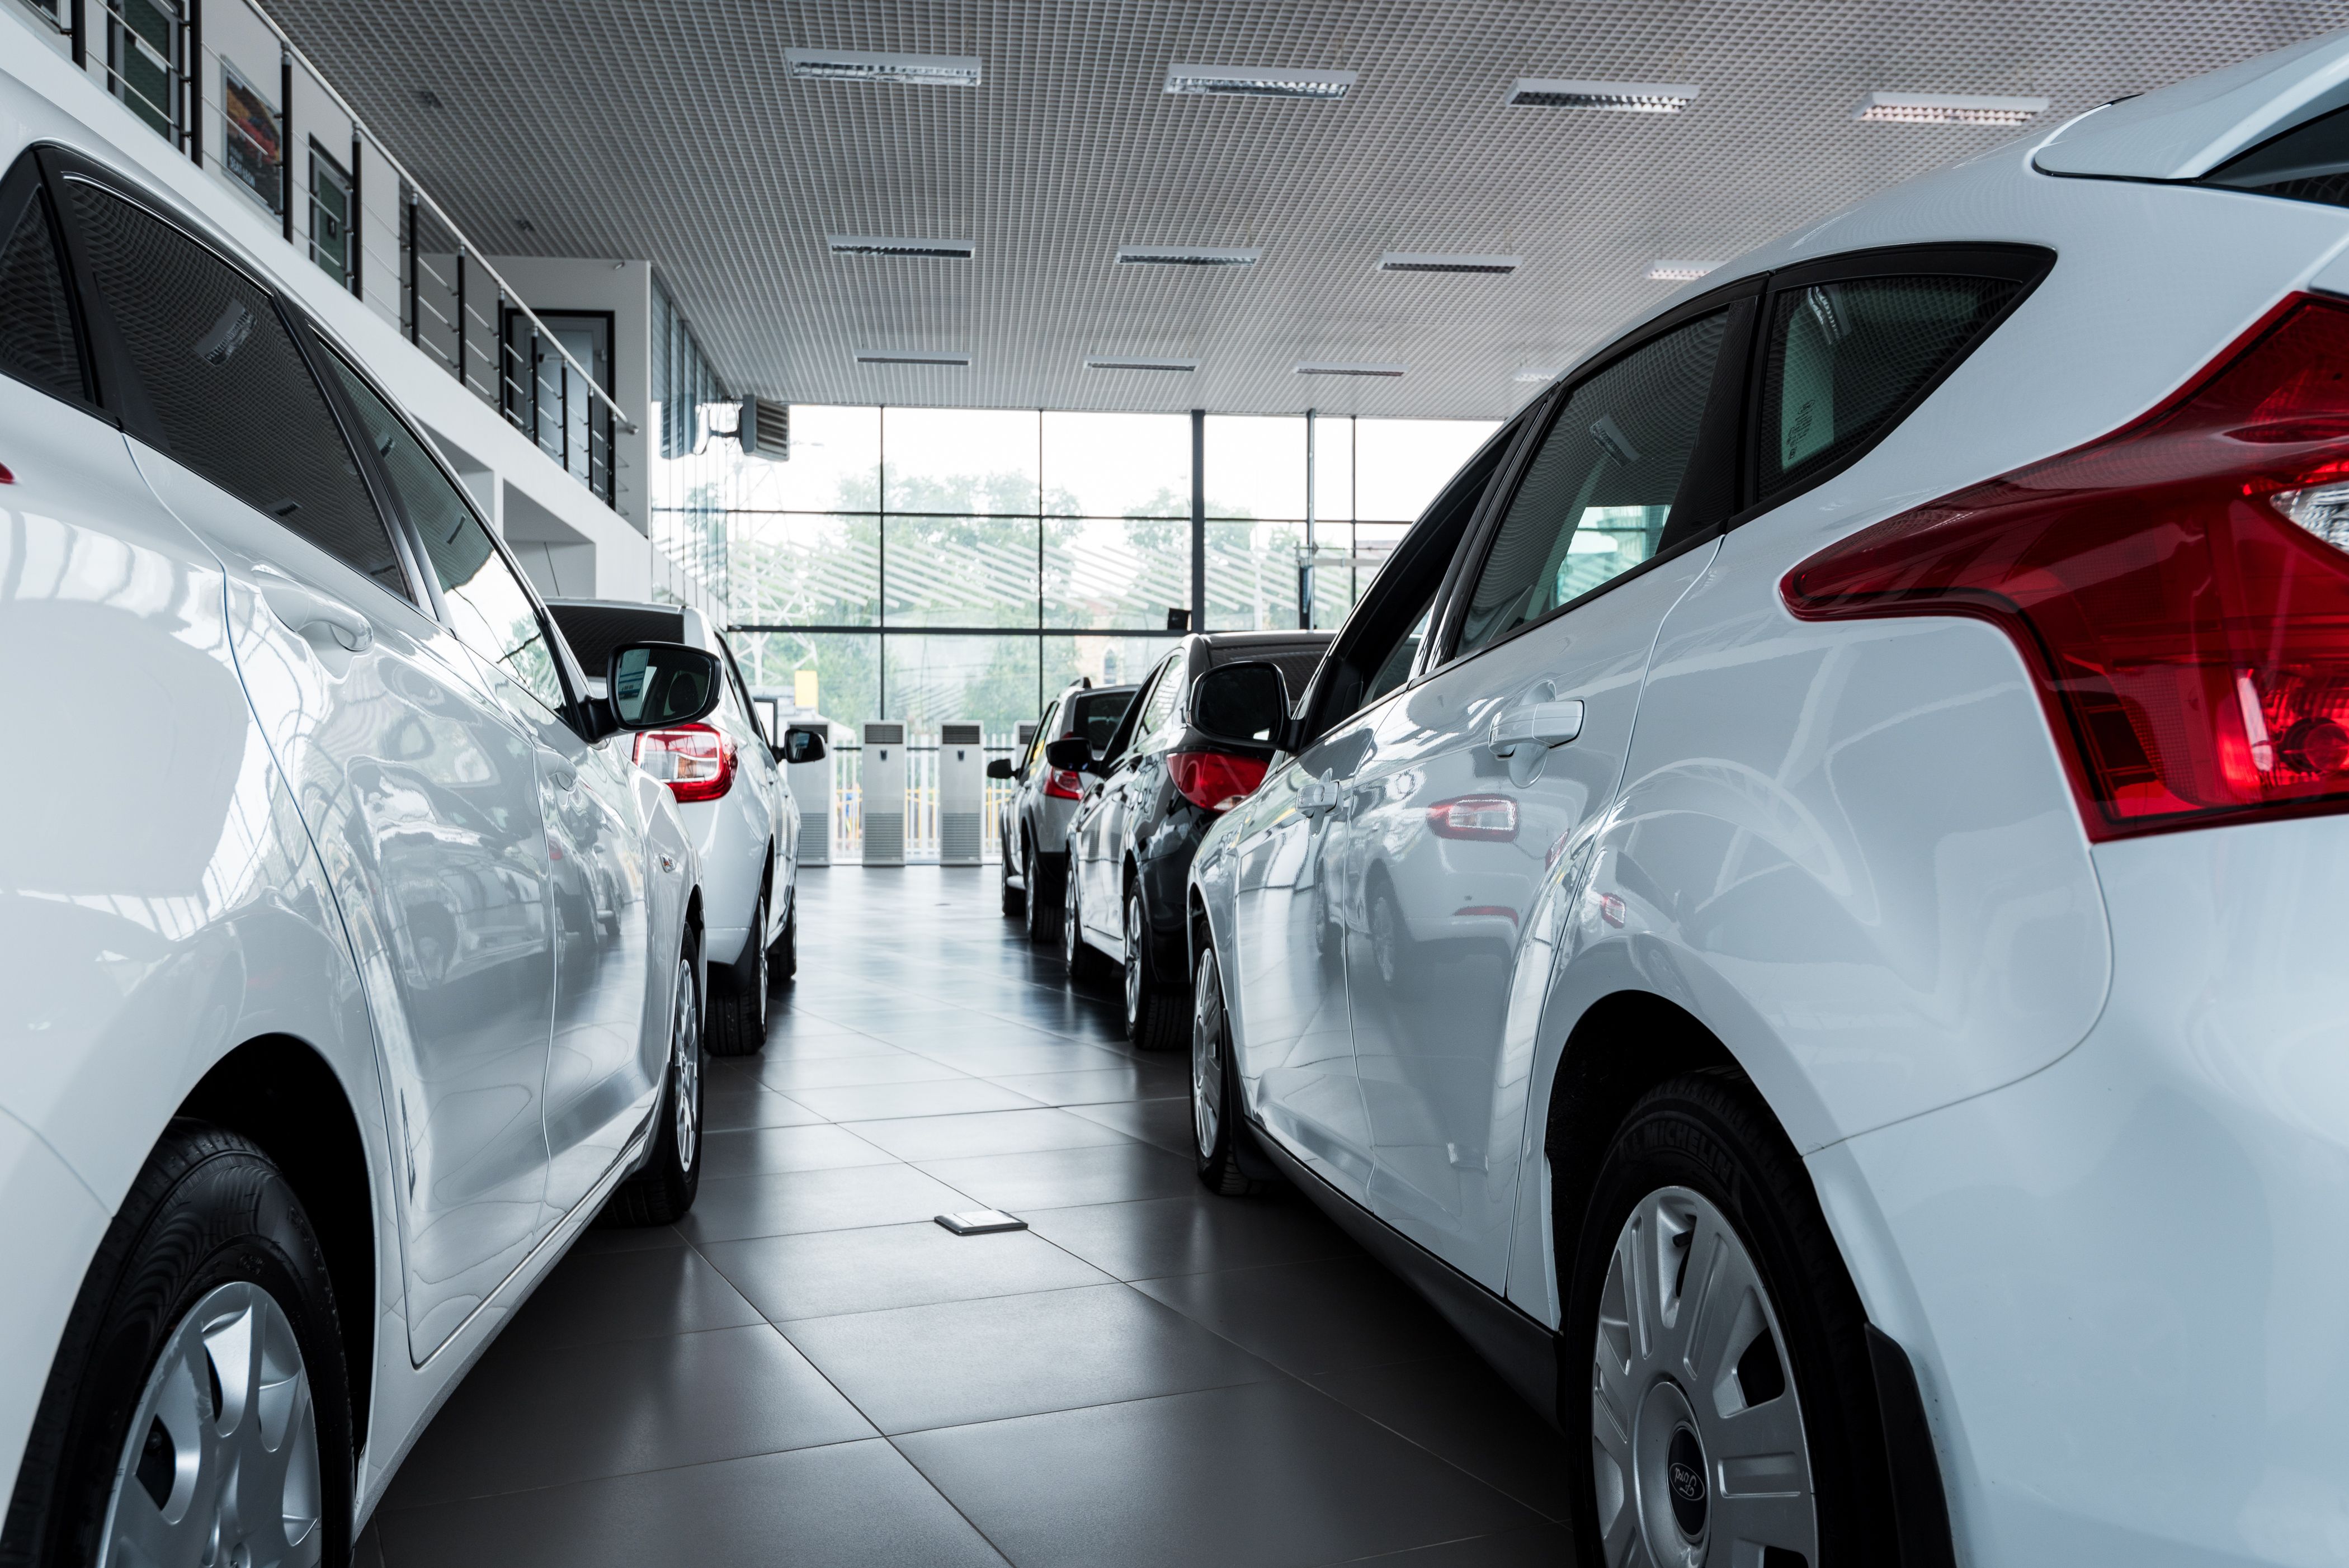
[1,1123,352,1568]
[1191,943,1264,1196]
[1566,1073,1894,1568]
[602,952,705,1226]
[1125,882,1186,1050]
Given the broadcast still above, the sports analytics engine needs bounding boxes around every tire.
[1564,1072,1894,1568]
[767,885,796,988]
[705,889,768,1057]
[1001,843,1025,918]
[1022,842,1059,944]
[1125,881,1187,1051]
[1,1122,352,1568]
[1062,864,1103,980]
[1191,943,1265,1196]
[602,952,706,1226]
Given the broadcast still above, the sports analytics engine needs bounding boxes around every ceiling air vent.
[785,49,981,88]
[1378,252,1520,275]
[1507,78,1699,112]
[1853,92,2049,126]
[738,396,789,460]
[855,351,971,366]
[1115,244,1261,267]
[827,235,974,259]
[1296,362,1405,378]
[1086,356,1198,372]
[1645,259,1718,281]
[1165,65,1355,100]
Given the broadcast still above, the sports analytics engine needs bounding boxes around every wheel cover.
[1123,892,1145,1024]
[98,1281,323,1568]
[673,956,702,1173]
[752,894,770,1012]
[1590,1186,1815,1568]
[1191,948,1223,1158]
[1062,873,1082,968]
[1024,847,1043,939]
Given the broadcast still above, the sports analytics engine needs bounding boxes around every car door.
[47,158,561,1358]
[1343,289,1754,1286]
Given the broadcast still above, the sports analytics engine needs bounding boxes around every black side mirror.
[607,642,724,731]
[1189,661,1293,750]
[1044,735,1094,773]
[784,725,828,764]
[985,757,1015,780]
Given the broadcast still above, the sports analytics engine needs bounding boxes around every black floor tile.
[700,1220,1111,1321]
[1308,1357,1576,1523]
[752,1050,971,1091]
[896,1381,1542,1568]
[1134,1257,1463,1377]
[704,1086,828,1131]
[1325,1524,1576,1566]
[1023,1192,1360,1281]
[913,1141,1199,1211]
[677,1164,986,1244]
[787,1078,1049,1122]
[697,1123,893,1178]
[851,1106,1139,1160]
[506,1243,763,1348]
[1065,1095,1198,1154]
[905,1039,1142,1076]
[986,1061,1191,1105]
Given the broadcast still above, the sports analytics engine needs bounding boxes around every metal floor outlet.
[359,867,1573,1568]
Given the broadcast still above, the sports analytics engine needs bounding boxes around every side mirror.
[607,642,724,731]
[1044,735,1093,773]
[784,725,828,764]
[1189,660,1293,750]
[985,757,1015,780]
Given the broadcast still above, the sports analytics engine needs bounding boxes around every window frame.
[0,150,102,414]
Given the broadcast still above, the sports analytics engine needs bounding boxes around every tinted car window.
[1134,655,1183,738]
[67,180,406,598]
[1365,597,1434,707]
[1025,696,1063,769]
[313,346,567,715]
[544,604,685,686]
[0,184,85,403]
[1758,275,2022,495]
[1068,689,1132,753]
[1457,310,1729,657]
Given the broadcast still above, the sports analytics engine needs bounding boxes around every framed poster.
[223,62,282,214]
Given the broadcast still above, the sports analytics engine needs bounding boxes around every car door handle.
[1297,770,1341,819]
[252,565,372,653]
[1489,700,1584,759]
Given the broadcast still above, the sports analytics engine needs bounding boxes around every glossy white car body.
[0,42,704,1538]
[1191,37,2349,1568]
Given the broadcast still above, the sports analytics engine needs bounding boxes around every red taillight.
[1785,293,2349,840]
[1426,795,1519,840]
[1043,768,1084,801]
[633,723,736,802]
[1169,750,1268,813]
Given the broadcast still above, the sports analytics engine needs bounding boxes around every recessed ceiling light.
[1115,244,1262,267]
[1086,356,1198,372]
[827,235,974,258]
[1507,78,1699,112]
[1165,65,1355,100]
[854,351,970,366]
[1296,362,1405,378]
[1377,252,1520,275]
[1854,92,2049,126]
[1645,259,1718,281]
[785,48,981,87]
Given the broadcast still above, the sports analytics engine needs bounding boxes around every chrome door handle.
[1489,700,1584,759]
[1297,770,1341,819]
[253,566,372,653]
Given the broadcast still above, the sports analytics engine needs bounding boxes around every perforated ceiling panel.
[267,1,2349,418]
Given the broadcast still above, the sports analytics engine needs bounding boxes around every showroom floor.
[357,866,1573,1568]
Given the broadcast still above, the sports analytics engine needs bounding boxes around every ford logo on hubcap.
[1666,1427,1707,1536]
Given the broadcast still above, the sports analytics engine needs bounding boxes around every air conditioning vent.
[1377,252,1520,275]
[854,351,971,366]
[828,235,974,259]
[1086,356,1199,372]
[1296,362,1405,378]
[1854,92,2049,126]
[1645,259,1718,281]
[1165,65,1355,100]
[1507,78,1699,112]
[785,49,981,87]
[738,396,789,460]
[1115,244,1261,267]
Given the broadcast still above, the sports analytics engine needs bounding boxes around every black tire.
[768,884,797,988]
[1062,865,1103,980]
[705,889,768,1057]
[1562,1072,1894,1568]
[1022,842,1059,944]
[1001,844,1025,918]
[1190,943,1266,1196]
[1125,881,1187,1051]
[603,950,706,1226]
[1,1122,353,1568]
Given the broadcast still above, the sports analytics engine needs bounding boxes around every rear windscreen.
[2204,102,2349,207]
[548,604,684,683]
[1068,689,1134,752]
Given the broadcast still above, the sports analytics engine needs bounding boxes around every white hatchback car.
[0,73,719,1568]
[546,599,810,1055]
[1185,36,2349,1568]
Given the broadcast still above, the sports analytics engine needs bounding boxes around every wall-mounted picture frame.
[222,61,282,215]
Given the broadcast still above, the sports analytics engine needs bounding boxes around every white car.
[1185,36,2349,1568]
[546,599,811,1055]
[0,81,720,1565]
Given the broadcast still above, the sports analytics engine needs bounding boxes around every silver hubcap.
[98,1281,323,1568]
[673,957,701,1173]
[1063,876,1081,967]
[1124,894,1144,1022]
[1191,949,1223,1158]
[1591,1186,1815,1568]
[753,896,768,1010]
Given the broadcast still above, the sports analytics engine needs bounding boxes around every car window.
[64,178,407,599]
[311,345,567,716]
[1135,655,1183,738]
[1365,596,1434,706]
[1025,696,1063,769]
[1456,310,1729,658]
[544,603,684,687]
[718,638,762,743]
[1069,689,1132,754]
[1758,275,2025,497]
[0,180,86,404]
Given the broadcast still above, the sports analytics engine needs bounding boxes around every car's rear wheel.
[1,1123,351,1568]
[1125,882,1186,1050]
[602,952,705,1226]
[1001,839,1025,917]
[1022,842,1059,943]
[1063,863,1103,979]
[706,889,768,1056]
[767,885,796,988]
[1191,943,1264,1196]
[1565,1073,1894,1568]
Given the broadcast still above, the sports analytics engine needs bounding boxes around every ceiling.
[268,0,2349,419]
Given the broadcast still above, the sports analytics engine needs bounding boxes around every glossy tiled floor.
[359,866,1574,1568]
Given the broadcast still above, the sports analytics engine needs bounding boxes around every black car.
[1059,630,1332,1046]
